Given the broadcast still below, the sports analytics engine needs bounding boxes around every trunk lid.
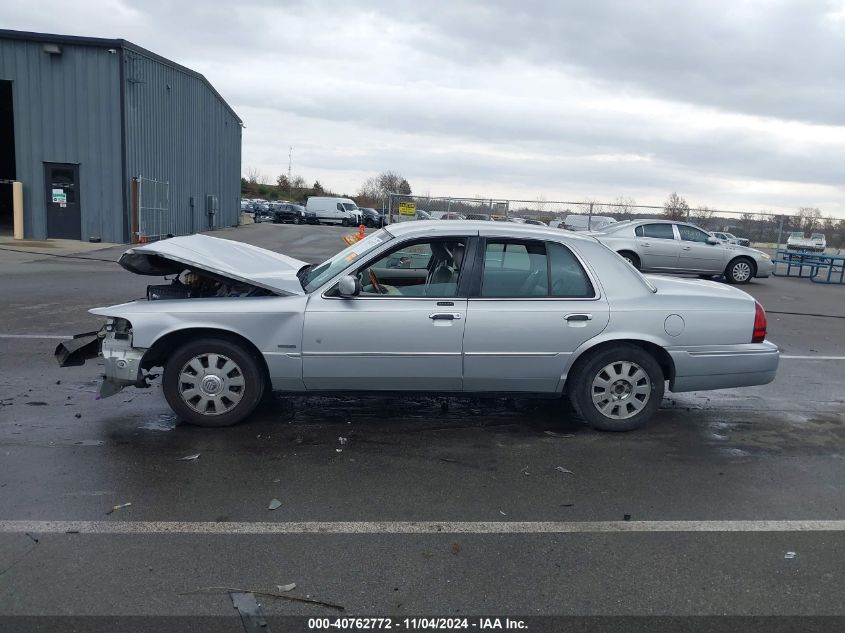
[118,234,308,296]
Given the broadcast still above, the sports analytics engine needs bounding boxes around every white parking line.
[780,355,845,360]
[1,520,844,535]
[0,334,72,340]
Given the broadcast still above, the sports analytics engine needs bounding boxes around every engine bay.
[146,269,273,301]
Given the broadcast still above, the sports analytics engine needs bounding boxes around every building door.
[45,163,81,240]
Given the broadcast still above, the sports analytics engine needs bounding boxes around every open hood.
[118,234,308,296]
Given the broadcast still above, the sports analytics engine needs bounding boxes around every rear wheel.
[569,344,664,432]
[162,338,266,427]
[725,257,754,284]
[295,216,303,225]
[364,217,374,228]
[618,251,640,270]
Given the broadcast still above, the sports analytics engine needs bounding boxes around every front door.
[301,236,471,391]
[463,238,609,392]
[675,223,726,273]
[45,163,81,239]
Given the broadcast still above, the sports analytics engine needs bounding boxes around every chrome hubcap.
[591,361,651,420]
[178,353,245,416]
[733,262,751,281]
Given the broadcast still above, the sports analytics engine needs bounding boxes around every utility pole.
[288,146,293,199]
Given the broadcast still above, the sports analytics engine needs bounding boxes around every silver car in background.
[593,220,773,284]
[56,222,778,432]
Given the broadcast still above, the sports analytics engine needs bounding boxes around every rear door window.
[635,224,675,240]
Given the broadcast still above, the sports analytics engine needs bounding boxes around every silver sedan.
[592,219,773,283]
[56,221,779,432]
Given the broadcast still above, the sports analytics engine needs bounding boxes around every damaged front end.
[55,317,153,398]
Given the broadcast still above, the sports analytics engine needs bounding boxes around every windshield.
[342,203,358,211]
[811,233,825,239]
[301,229,392,292]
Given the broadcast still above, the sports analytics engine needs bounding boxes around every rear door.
[462,238,609,392]
[634,223,679,269]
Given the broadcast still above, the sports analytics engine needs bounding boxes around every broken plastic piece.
[178,453,200,461]
[106,502,132,515]
[277,583,296,592]
[555,466,574,475]
[785,551,797,559]
[268,499,282,511]
[338,437,348,445]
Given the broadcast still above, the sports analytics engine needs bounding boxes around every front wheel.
[568,344,664,432]
[295,216,303,225]
[725,257,754,284]
[364,218,374,228]
[341,217,349,227]
[162,338,266,427]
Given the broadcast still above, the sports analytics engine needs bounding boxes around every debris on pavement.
[276,583,296,592]
[520,466,531,476]
[183,586,344,611]
[451,542,462,555]
[555,466,574,475]
[268,499,282,511]
[230,592,270,632]
[544,431,574,438]
[338,436,348,446]
[106,502,132,515]
[25,402,48,406]
[499,510,507,516]
[177,453,201,461]
[624,514,632,521]
[785,551,797,559]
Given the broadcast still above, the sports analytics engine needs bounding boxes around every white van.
[305,197,363,226]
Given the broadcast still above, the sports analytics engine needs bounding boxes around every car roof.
[384,220,599,243]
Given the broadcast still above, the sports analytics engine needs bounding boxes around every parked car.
[305,196,363,226]
[523,219,547,226]
[593,219,773,284]
[441,213,466,220]
[359,207,385,228]
[415,210,432,220]
[711,231,751,248]
[273,203,317,225]
[559,215,616,231]
[465,213,490,221]
[56,221,778,432]
[786,231,826,253]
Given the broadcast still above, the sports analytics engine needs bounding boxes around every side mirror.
[337,275,360,297]
[706,236,720,245]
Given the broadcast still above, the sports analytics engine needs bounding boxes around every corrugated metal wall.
[0,39,124,241]
[123,48,241,238]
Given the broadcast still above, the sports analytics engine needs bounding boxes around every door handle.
[682,246,692,251]
[564,313,593,322]
[429,313,462,320]
[642,243,651,247]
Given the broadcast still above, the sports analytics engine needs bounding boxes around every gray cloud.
[6,0,845,214]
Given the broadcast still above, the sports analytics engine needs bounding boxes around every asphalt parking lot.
[2,223,845,631]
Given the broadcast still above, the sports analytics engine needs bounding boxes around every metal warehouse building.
[0,29,241,243]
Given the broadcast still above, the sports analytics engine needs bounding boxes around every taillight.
[752,302,767,343]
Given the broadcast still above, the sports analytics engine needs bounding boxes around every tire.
[341,217,349,227]
[725,257,755,284]
[568,344,664,432]
[295,216,303,225]
[618,251,641,270]
[364,218,374,228]
[162,337,266,427]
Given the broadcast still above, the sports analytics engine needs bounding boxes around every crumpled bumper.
[55,331,147,398]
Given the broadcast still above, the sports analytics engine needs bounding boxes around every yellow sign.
[398,202,417,216]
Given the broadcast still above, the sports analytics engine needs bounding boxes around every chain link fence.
[386,194,845,253]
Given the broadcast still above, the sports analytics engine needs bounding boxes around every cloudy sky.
[8,0,845,214]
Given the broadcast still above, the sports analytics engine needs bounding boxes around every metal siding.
[0,38,123,241]
[123,50,241,238]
